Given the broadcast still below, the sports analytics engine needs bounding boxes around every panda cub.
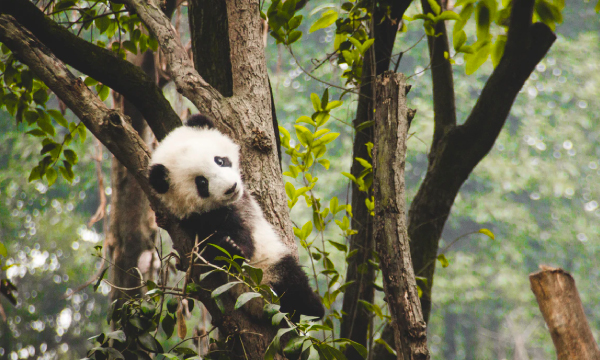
[149,114,324,319]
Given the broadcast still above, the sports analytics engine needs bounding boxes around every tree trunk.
[108,51,159,305]
[530,266,600,360]
[341,3,412,358]
[372,71,429,360]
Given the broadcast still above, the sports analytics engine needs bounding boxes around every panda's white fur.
[150,126,243,218]
[149,115,324,319]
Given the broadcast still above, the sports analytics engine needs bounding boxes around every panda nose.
[225,183,237,195]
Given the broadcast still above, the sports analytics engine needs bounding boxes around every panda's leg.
[270,255,325,321]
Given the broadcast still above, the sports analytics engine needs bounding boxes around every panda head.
[149,114,243,218]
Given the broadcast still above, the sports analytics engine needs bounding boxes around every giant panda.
[148,114,324,320]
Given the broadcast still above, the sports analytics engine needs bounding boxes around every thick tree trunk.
[341,3,412,358]
[107,51,159,305]
[372,72,429,360]
[530,266,600,360]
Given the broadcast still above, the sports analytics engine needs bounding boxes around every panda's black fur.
[149,115,324,319]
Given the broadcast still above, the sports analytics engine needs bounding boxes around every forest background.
[0,1,599,359]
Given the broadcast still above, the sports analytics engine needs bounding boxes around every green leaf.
[84,77,98,86]
[310,93,322,111]
[355,157,372,169]
[427,0,441,15]
[137,332,163,353]
[596,0,600,13]
[271,311,287,326]
[95,16,111,34]
[63,149,78,164]
[491,35,506,67]
[333,339,367,359]
[309,9,338,33]
[436,10,461,21]
[296,115,316,126]
[166,298,179,313]
[211,281,242,298]
[97,85,110,101]
[46,167,58,186]
[0,242,7,258]
[26,129,46,137]
[40,143,58,155]
[235,292,262,310]
[475,2,491,41]
[453,30,467,51]
[93,268,108,292]
[325,100,343,110]
[313,132,339,147]
[122,40,138,54]
[265,328,296,360]
[287,30,303,45]
[328,240,347,252]
[375,338,397,356]
[47,109,68,128]
[285,182,296,200]
[318,159,330,169]
[464,41,490,75]
[37,113,55,136]
[437,254,450,268]
[479,228,495,239]
[161,313,175,339]
[105,330,126,343]
[77,124,87,142]
[355,120,374,132]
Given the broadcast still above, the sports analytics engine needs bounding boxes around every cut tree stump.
[530,265,600,360]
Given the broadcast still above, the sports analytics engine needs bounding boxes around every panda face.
[149,125,243,218]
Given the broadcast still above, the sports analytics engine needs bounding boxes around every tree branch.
[530,266,600,360]
[407,0,556,321]
[421,0,456,154]
[0,0,181,141]
[121,0,223,115]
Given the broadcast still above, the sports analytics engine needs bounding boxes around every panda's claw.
[225,236,245,258]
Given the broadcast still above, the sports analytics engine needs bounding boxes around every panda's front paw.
[224,236,246,259]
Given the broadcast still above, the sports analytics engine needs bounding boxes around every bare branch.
[420,0,456,155]
[530,266,600,360]
[0,0,181,141]
[121,0,223,114]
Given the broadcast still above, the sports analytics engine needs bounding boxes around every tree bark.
[530,266,600,360]
[341,3,412,358]
[108,51,159,305]
[372,72,429,360]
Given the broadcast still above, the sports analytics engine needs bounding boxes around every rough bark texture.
[341,3,412,358]
[108,51,159,305]
[0,16,282,359]
[188,0,234,97]
[372,72,429,360]
[0,0,181,141]
[530,266,600,360]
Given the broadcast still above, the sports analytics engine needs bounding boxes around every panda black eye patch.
[195,176,210,198]
[214,156,232,167]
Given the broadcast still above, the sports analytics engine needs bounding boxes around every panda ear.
[149,164,170,194]
[186,114,215,129]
